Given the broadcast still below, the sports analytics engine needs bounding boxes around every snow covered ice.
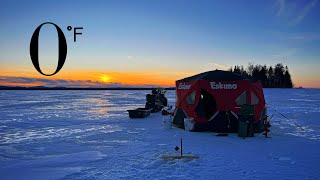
[0,89,320,179]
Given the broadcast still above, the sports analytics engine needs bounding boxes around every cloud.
[270,30,320,43]
[211,63,230,69]
[275,0,318,25]
[290,0,317,25]
[271,48,299,59]
[0,76,150,88]
[288,33,320,41]
[276,0,286,16]
[199,63,230,72]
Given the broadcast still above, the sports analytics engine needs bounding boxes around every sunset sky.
[0,0,319,88]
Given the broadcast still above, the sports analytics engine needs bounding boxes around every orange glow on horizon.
[0,66,319,88]
[0,66,183,87]
[0,81,44,87]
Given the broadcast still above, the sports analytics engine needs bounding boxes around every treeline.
[228,63,293,88]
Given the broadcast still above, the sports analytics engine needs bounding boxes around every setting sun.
[100,75,111,83]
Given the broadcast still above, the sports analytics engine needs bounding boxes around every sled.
[127,108,152,118]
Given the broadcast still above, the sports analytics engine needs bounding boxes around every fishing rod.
[266,103,304,131]
[268,114,275,121]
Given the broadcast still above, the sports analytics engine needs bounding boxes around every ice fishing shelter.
[173,70,266,132]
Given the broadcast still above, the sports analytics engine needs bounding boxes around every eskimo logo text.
[210,82,237,90]
[178,83,191,89]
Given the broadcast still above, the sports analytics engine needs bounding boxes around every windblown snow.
[0,89,319,179]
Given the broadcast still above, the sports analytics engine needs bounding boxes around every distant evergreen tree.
[284,66,293,88]
[274,63,285,87]
[240,65,249,77]
[259,65,268,87]
[227,63,293,88]
[233,65,241,75]
[252,65,261,80]
[267,66,274,88]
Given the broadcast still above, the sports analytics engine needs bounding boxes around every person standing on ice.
[263,115,271,138]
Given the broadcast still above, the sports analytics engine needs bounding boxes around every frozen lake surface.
[0,89,320,179]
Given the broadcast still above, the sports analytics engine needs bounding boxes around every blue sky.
[0,0,319,87]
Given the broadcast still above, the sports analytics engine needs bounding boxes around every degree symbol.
[67,26,72,31]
